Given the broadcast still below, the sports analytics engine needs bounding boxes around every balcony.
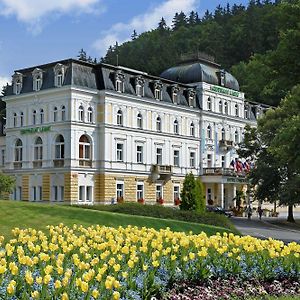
[13,162,22,169]
[33,161,42,168]
[151,165,173,182]
[203,168,246,177]
[79,160,92,167]
[53,159,64,167]
[219,140,234,151]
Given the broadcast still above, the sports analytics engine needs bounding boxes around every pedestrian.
[246,206,252,220]
[258,206,263,220]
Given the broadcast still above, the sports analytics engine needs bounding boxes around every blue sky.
[0,0,248,88]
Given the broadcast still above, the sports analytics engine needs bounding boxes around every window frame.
[173,149,180,167]
[117,109,123,126]
[116,142,124,162]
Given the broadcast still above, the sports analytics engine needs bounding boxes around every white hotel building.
[0,55,267,207]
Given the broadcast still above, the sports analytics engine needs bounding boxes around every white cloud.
[0,76,10,92]
[93,0,199,56]
[0,0,103,34]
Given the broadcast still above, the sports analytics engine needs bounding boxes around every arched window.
[55,135,64,159]
[235,104,239,117]
[34,137,43,161]
[33,110,37,125]
[234,130,239,143]
[219,100,223,113]
[20,112,24,127]
[137,113,143,129]
[87,107,93,123]
[79,105,84,122]
[40,109,44,124]
[156,116,161,132]
[61,105,66,121]
[221,128,225,140]
[224,102,228,115]
[13,113,17,127]
[207,125,212,139]
[53,107,58,122]
[190,122,195,137]
[15,139,23,162]
[79,135,91,166]
[174,119,179,134]
[207,97,212,111]
[117,109,123,126]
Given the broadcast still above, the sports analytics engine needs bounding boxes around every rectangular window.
[156,148,162,165]
[173,185,180,201]
[136,183,144,201]
[53,186,58,201]
[60,186,64,201]
[38,186,42,201]
[154,89,161,100]
[79,186,85,201]
[136,145,143,163]
[86,186,92,202]
[190,152,196,168]
[156,185,162,200]
[221,155,226,168]
[1,149,5,166]
[207,154,212,168]
[13,188,17,200]
[33,186,37,201]
[173,150,180,167]
[116,182,124,201]
[18,187,22,200]
[116,143,123,161]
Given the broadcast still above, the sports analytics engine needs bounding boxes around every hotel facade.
[1,56,267,207]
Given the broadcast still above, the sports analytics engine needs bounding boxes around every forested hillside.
[101,0,300,106]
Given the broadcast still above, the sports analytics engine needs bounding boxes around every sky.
[0,0,248,89]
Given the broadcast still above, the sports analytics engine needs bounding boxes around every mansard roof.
[5,59,200,108]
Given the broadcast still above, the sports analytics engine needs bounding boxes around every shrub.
[180,172,197,210]
[195,178,205,213]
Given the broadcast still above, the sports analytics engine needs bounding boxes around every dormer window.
[13,72,23,95]
[135,76,144,97]
[32,68,43,91]
[54,63,65,87]
[187,88,196,107]
[115,71,125,93]
[171,85,180,104]
[153,80,163,101]
[218,70,226,87]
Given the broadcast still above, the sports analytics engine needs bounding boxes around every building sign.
[210,85,240,97]
[20,126,51,135]
[226,177,248,184]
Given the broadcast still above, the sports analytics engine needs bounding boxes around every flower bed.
[0,225,299,299]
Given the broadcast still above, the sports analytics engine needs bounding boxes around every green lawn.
[0,200,233,239]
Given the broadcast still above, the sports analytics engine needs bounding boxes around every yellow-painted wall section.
[103,175,116,202]
[144,180,156,203]
[164,180,173,204]
[42,174,51,201]
[64,173,78,202]
[97,104,105,123]
[107,103,112,124]
[124,176,136,202]
[127,107,132,127]
[22,175,30,201]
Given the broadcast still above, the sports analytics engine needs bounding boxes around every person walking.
[246,206,252,220]
[258,206,263,220]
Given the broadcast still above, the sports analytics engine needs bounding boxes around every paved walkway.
[231,216,300,243]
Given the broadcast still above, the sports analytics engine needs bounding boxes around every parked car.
[206,206,233,218]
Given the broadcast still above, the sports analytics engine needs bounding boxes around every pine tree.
[131,30,138,40]
[77,48,87,61]
[172,11,187,30]
[180,173,197,211]
[158,17,167,30]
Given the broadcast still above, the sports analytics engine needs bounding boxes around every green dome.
[160,61,240,91]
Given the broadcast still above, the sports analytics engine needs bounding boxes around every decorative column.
[220,182,224,209]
